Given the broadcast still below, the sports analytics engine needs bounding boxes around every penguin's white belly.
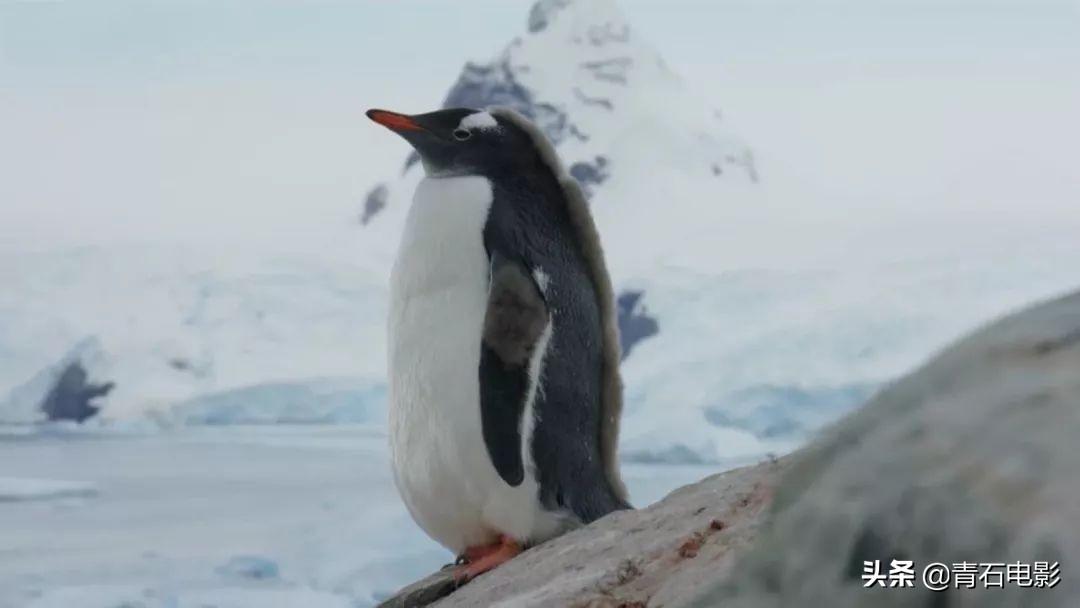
[387,176,563,553]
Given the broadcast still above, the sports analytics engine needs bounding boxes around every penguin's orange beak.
[366,109,425,132]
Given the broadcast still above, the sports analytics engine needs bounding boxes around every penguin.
[367,106,631,580]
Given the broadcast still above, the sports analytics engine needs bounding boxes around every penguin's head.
[366,107,538,177]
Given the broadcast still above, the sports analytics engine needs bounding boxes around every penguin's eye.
[452,128,472,141]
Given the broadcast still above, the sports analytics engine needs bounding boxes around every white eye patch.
[458,111,499,131]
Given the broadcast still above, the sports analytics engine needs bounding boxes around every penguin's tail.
[576,482,634,524]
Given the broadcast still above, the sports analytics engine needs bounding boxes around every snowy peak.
[372,0,756,232]
[443,0,753,176]
[418,0,647,166]
[443,0,641,150]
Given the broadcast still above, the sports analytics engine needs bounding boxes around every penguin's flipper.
[479,252,549,487]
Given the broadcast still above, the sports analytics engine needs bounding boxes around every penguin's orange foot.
[453,535,522,583]
[456,539,502,565]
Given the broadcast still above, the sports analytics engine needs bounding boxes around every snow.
[0,246,389,422]
[0,478,97,502]
[616,242,1076,462]
[7,230,1073,467]
[166,378,386,426]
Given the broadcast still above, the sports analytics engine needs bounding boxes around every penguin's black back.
[481,155,630,524]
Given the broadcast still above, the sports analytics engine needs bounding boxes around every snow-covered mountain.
[361,0,757,277]
[3,0,1079,469]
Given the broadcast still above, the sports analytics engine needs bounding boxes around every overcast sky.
[1,0,1077,249]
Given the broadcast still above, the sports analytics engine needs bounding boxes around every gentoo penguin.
[367,106,631,580]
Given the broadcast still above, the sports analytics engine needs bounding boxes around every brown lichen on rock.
[677,534,703,559]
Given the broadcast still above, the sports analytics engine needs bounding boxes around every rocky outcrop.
[617,289,659,360]
[569,155,610,199]
[690,288,1080,607]
[40,361,113,423]
[379,288,1080,607]
[378,459,784,608]
[0,337,113,424]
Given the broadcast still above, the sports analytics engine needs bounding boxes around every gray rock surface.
[569,155,611,199]
[380,288,1080,607]
[378,459,784,607]
[691,289,1080,607]
[617,289,659,361]
[435,459,782,608]
[40,361,113,423]
[528,0,572,33]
